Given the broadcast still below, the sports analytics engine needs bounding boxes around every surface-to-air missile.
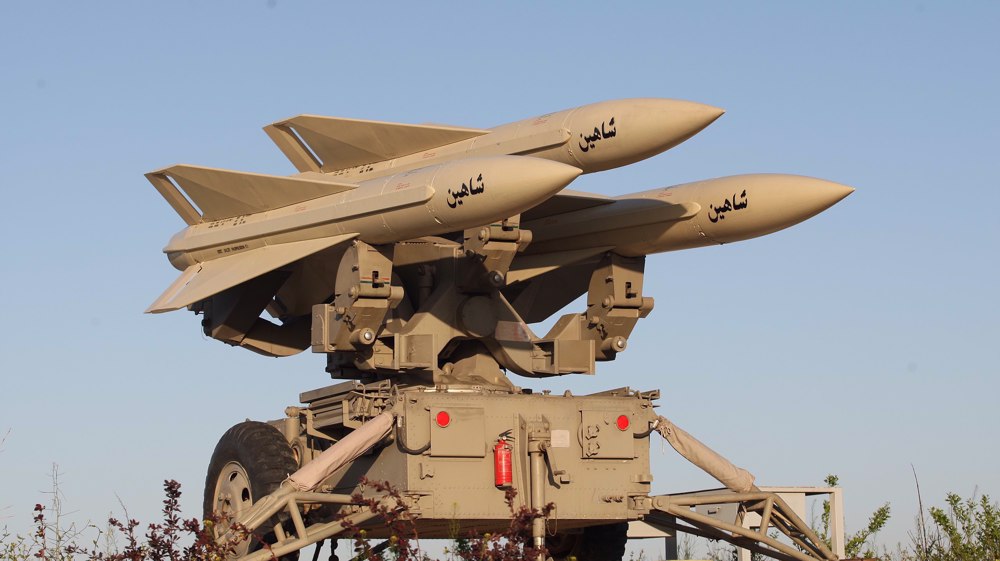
[146,156,582,313]
[149,100,854,561]
[522,174,854,257]
[146,97,852,370]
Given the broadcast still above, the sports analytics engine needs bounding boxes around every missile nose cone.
[641,99,725,154]
[478,155,582,196]
[691,174,855,245]
[827,181,855,202]
[518,157,584,190]
[797,176,855,217]
[567,98,725,173]
[491,156,582,206]
[426,156,581,230]
[661,99,726,139]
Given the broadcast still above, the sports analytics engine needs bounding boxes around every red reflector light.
[616,415,630,431]
[436,411,451,428]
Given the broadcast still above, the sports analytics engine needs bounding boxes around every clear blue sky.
[1,1,998,554]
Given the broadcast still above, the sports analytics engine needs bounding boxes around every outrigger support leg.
[231,491,388,561]
[637,414,839,561]
[641,492,837,561]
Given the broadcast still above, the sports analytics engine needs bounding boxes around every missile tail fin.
[145,165,358,223]
[146,233,358,313]
[264,116,489,173]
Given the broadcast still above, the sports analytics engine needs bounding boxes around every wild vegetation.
[1,471,998,561]
[0,475,553,561]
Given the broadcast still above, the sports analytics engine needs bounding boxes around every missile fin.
[506,247,613,284]
[264,116,489,173]
[146,233,358,314]
[521,189,615,221]
[145,165,358,222]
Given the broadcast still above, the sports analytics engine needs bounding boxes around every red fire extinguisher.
[493,431,513,488]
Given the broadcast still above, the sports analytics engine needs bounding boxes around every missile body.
[148,156,580,312]
[273,98,724,181]
[165,156,578,269]
[523,174,854,257]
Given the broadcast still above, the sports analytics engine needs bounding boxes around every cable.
[395,418,430,454]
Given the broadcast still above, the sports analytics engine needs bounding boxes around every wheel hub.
[212,461,253,555]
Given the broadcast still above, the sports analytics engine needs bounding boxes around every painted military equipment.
[148,99,852,561]
[146,156,581,314]
[264,98,724,177]
[146,98,729,358]
[505,174,854,324]
[522,174,855,257]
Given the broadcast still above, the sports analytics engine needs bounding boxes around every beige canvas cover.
[655,415,756,493]
[287,412,394,492]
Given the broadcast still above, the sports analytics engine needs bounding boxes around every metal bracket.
[581,253,653,360]
[457,215,530,293]
[311,241,403,356]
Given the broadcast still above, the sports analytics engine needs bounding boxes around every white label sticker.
[551,429,570,448]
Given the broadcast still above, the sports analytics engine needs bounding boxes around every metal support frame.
[528,440,547,550]
[737,487,845,561]
[222,490,398,561]
[229,489,838,561]
[641,491,838,561]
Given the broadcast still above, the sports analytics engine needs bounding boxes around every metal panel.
[430,406,486,457]
[580,409,635,459]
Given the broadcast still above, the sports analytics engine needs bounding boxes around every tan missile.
[147,98,722,316]
[265,98,724,179]
[520,174,854,258]
[146,155,581,313]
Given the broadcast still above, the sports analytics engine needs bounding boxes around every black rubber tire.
[547,522,629,561]
[204,421,299,559]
